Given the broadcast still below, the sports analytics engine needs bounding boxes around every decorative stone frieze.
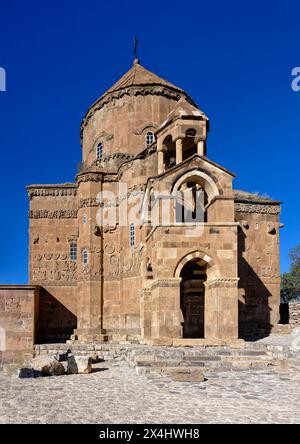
[204,278,240,288]
[98,183,146,208]
[31,258,77,283]
[29,209,78,219]
[76,172,103,185]
[79,197,99,208]
[27,185,77,199]
[235,202,281,215]
[150,278,182,290]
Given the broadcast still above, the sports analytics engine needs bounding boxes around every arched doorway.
[180,258,207,338]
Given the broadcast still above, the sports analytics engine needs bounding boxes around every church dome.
[80,61,198,164]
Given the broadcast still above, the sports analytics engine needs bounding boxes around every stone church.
[25,59,281,346]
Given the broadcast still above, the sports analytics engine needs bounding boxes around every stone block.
[166,368,206,382]
[31,355,65,376]
[67,355,92,374]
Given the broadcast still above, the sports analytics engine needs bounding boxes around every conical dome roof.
[103,60,185,96]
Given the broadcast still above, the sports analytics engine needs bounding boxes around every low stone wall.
[0,285,40,371]
[289,301,300,327]
[33,341,291,374]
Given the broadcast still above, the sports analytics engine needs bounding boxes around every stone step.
[135,357,276,375]
[134,354,275,372]
[33,340,282,375]
[182,355,222,361]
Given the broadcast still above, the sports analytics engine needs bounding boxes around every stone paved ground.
[0,351,300,424]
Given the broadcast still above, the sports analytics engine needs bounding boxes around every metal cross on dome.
[133,35,139,63]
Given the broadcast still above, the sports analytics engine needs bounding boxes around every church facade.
[27,60,281,345]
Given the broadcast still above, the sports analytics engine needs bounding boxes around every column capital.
[172,135,183,143]
[195,135,206,143]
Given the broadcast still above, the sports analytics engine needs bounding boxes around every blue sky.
[0,0,299,283]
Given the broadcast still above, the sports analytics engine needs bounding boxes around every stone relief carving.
[121,161,134,171]
[103,223,118,233]
[109,255,119,276]
[79,197,99,208]
[67,234,78,243]
[5,298,21,311]
[103,174,119,183]
[104,244,115,254]
[31,252,78,284]
[98,183,146,208]
[235,203,280,215]
[31,243,142,282]
[29,209,78,219]
[103,245,142,278]
[32,269,47,281]
[33,234,39,244]
[76,172,103,185]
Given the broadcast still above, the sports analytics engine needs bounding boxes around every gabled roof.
[167,97,208,120]
[157,97,208,133]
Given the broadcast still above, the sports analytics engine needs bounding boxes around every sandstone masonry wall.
[289,300,300,327]
[0,286,39,370]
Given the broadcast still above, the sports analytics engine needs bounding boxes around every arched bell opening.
[172,169,219,223]
[163,135,176,170]
[182,128,197,161]
[175,181,208,223]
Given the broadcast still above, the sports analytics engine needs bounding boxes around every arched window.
[96,142,103,160]
[82,249,89,265]
[130,223,135,248]
[70,242,77,262]
[83,214,87,224]
[146,132,155,147]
